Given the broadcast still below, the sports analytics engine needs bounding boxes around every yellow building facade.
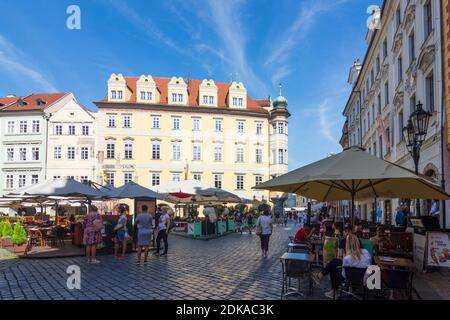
[94,74,289,202]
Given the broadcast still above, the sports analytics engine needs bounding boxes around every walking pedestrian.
[154,207,170,256]
[256,210,273,258]
[235,210,243,234]
[83,205,103,264]
[135,205,153,263]
[113,207,128,261]
[247,211,254,234]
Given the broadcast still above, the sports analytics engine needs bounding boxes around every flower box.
[11,244,27,254]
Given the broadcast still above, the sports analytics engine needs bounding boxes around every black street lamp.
[402,101,432,216]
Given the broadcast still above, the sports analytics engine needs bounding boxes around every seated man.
[294,224,316,242]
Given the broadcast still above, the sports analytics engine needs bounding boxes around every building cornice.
[94,101,270,119]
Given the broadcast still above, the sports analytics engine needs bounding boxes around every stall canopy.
[102,181,164,199]
[156,179,242,204]
[254,146,450,225]
[6,177,104,198]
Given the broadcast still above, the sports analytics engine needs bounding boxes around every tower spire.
[279,83,282,96]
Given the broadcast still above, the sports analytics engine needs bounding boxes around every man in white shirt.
[154,207,170,256]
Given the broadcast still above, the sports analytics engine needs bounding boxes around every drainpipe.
[43,113,51,181]
[440,6,448,230]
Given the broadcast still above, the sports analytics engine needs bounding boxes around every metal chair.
[380,268,414,300]
[335,266,368,300]
[281,259,313,300]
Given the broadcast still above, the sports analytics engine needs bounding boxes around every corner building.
[95,74,290,201]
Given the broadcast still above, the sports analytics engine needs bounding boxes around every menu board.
[427,232,450,268]
[414,233,426,272]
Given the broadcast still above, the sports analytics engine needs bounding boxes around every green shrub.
[0,222,4,237]
[2,221,13,238]
[12,222,27,246]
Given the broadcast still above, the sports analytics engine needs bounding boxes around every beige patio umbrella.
[254,147,450,225]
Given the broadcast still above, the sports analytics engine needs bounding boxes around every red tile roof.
[98,77,269,113]
[0,93,68,111]
[0,97,20,107]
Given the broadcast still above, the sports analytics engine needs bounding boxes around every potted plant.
[1,221,13,247]
[11,222,27,254]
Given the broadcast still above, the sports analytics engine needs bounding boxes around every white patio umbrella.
[7,177,103,198]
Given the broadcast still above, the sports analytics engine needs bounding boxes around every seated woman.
[313,234,372,299]
[294,224,316,242]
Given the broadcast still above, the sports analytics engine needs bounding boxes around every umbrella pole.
[351,181,355,228]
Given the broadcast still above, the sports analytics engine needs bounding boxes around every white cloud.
[265,0,349,86]
[318,99,339,144]
[0,34,57,92]
[108,0,185,55]
[204,0,269,97]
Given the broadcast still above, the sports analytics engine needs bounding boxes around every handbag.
[93,217,103,232]
[255,218,262,236]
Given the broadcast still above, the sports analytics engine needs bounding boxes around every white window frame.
[236,175,244,190]
[193,144,202,161]
[7,121,14,134]
[151,173,160,186]
[81,147,89,160]
[106,143,115,159]
[67,147,75,160]
[152,116,161,129]
[152,143,161,160]
[172,117,180,130]
[32,147,40,161]
[32,120,40,133]
[172,144,181,161]
[123,143,133,159]
[123,115,131,128]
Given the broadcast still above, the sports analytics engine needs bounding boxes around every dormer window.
[36,98,46,106]
[136,75,158,104]
[199,79,218,107]
[228,82,247,109]
[168,77,188,106]
[107,73,129,102]
[17,98,27,107]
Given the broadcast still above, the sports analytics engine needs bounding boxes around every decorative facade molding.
[417,45,435,71]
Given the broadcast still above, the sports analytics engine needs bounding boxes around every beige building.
[94,74,290,201]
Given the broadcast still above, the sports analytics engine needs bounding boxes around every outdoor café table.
[374,256,415,270]
[309,238,325,267]
[280,252,315,298]
[287,242,311,253]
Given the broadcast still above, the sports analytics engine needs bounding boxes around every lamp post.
[402,101,432,216]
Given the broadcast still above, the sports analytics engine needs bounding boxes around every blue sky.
[0,0,381,168]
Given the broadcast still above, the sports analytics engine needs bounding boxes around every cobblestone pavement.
[3,221,444,300]
[1,222,331,300]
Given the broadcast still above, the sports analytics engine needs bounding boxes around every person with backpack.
[83,205,103,264]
